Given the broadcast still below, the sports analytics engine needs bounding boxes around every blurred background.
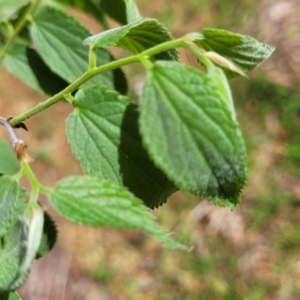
[1,0,300,299]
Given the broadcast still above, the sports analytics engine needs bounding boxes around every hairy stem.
[0,0,41,62]
[9,38,186,127]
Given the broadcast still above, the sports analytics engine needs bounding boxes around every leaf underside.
[49,176,186,249]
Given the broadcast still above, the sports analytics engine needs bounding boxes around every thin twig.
[0,116,19,146]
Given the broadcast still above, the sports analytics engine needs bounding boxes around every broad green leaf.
[140,61,247,208]
[36,212,57,259]
[84,18,178,61]
[0,139,20,176]
[49,176,186,249]
[0,177,22,236]
[0,291,21,300]
[195,28,275,78]
[67,86,176,208]
[30,6,113,88]
[0,0,29,22]
[3,44,68,95]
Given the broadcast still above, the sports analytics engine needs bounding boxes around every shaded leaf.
[49,176,186,249]
[3,43,68,95]
[84,18,178,61]
[99,0,141,24]
[53,0,109,28]
[112,66,128,95]
[67,86,176,207]
[36,211,57,259]
[0,291,21,300]
[140,61,247,208]
[99,0,126,24]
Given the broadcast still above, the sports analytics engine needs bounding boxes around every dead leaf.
[14,140,33,162]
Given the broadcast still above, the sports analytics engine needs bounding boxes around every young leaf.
[0,139,20,176]
[140,61,247,208]
[35,211,58,259]
[49,176,186,249]
[84,18,178,61]
[194,28,275,78]
[3,44,68,95]
[0,0,29,22]
[30,6,113,88]
[67,86,176,208]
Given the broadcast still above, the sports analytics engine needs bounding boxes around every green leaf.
[0,199,44,292]
[140,61,247,208]
[100,0,141,24]
[208,65,235,118]
[17,203,44,275]
[53,0,109,28]
[0,177,22,236]
[30,6,113,88]
[0,0,29,22]
[195,28,275,78]
[0,219,28,292]
[123,0,141,23]
[36,211,57,259]
[0,291,21,300]
[3,43,68,95]
[49,176,186,249]
[0,139,20,176]
[67,86,176,208]
[99,0,126,24]
[84,18,178,61]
